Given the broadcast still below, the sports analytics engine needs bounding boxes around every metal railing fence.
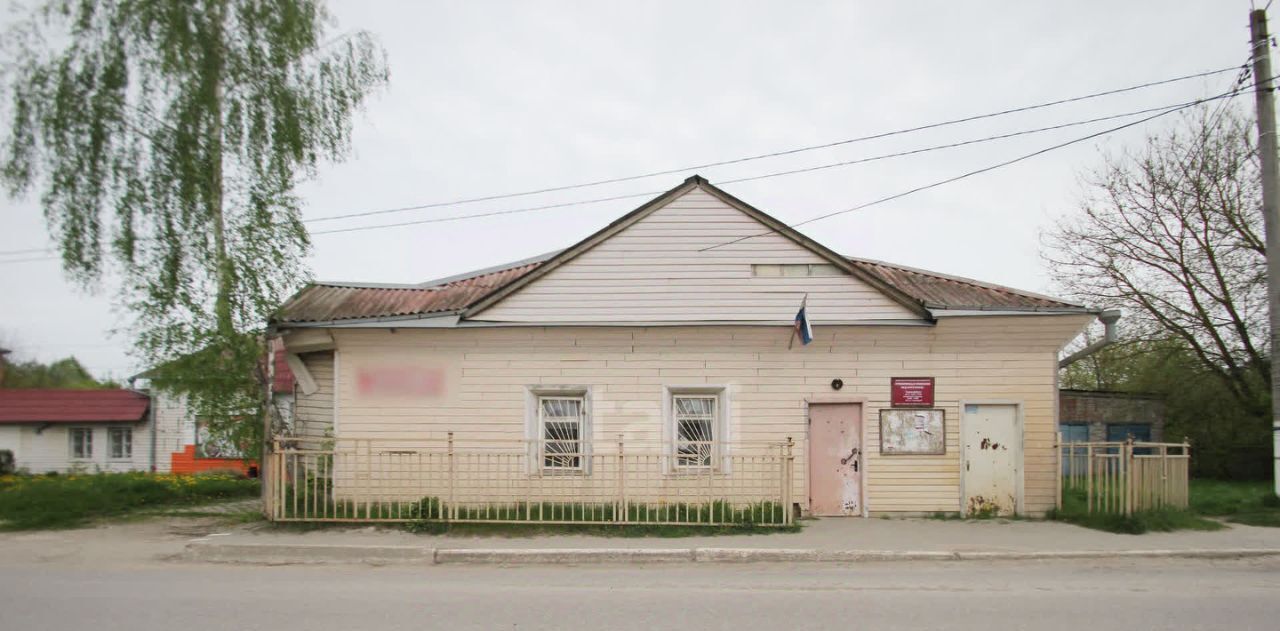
[264,434,795,526]
[1055,438,1191,515]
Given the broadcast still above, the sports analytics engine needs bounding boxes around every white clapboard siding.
[472,188,920,323]
[307,314,1091,516]
[291,351,335,441]
[2,423,151,474]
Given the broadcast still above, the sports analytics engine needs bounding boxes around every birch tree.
[1,0,388,455]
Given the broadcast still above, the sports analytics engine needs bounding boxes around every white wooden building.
[272,177,1095,517]
[0,389,152,473]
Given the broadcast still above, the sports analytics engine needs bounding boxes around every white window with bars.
[69,427,93,459]
[673,394,718,470]
[538,396,586,472]
[108,427,133,460]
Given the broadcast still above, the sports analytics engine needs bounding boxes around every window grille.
[674,395,717,469]
[539,396,585,471]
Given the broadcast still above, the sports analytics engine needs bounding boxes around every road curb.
[184,540,435,565]
[435,548,695,564]
[182,541,1280,566]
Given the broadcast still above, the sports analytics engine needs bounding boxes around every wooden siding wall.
[473,188,920,323]
[317,315,1090,515]
[0,423,151,473]
[291,351,335,441]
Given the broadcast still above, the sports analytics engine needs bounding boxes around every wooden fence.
[1056,438,1191,515]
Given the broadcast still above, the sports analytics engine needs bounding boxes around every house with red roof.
[0,388,151,473]
[271,177,1101,518]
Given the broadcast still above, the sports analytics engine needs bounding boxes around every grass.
[1048,485,1224,534]
[0,472,260,530]
[1189,479,1280,527]
[401,521,801,537]
[274,488,798,536]
[1048,479,1280,534]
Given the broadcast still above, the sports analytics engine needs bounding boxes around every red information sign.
[891,377,934,407]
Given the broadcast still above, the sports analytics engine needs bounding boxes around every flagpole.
[788,293,808,350]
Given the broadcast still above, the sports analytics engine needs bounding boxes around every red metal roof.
[275,262,543,324]
[275,256,1080,324]
[844,257,1082,311]
[272,180,1083,325]
[0,389,150,424]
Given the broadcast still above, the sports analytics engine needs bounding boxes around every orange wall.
[169,445,258,477]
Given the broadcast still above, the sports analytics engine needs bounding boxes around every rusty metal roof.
[275,179,1081,325]
[844,257,1083,312]
[276,255,1079,325]
[275,261,544,324]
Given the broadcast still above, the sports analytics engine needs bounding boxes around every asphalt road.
[2,557,1277,631]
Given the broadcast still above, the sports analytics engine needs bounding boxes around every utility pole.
[1249,9,1280,497]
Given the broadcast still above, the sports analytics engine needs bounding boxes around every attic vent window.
[752,264,840,277]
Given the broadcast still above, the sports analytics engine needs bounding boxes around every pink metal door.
[808,403,863,516]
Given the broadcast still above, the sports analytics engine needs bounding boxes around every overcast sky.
[0,0,1260,380]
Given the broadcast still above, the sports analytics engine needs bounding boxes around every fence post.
[782,436,794,525]
[1183,436,1192,508]
[1123,438,1134,517]
[1160,442,1169,509]
[1055,432,1063,511]
[616,434,625,523]
[447,432,455,521]
[1085,443,1094,514]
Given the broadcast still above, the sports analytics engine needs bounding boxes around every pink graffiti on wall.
[356,365,446,397]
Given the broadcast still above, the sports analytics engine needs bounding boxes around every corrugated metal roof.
[275,255,1079,324]
[844,257,1082,311]
[275,262,543,324]
[273,178,1081,325]
[0,389,150,424]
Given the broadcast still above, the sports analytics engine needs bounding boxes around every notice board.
[890,377,935,407]
[879,408,945,455]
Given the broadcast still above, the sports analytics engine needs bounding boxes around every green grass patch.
[402,520,801,537]
[1189,479,1280,527]
[1048,485,1223,534]
[0,472,260,530]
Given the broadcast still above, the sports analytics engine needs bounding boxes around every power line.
[303,94,1246,236]
[698,84,1261,252]
[300,65,1243,225]
[0,64,1250,259]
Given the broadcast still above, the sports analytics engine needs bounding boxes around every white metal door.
[961,404,1020,516]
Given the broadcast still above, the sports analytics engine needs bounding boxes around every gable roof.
[0,389,150,424]
[274,177,1087,326]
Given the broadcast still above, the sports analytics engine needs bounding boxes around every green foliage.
[0,471,259,530]
[276,486,793,531]
[1,1,388,457]
[1063,339,1271,479]
[399,521,802,538]
[1048,485,1224,534]
[1189,479,1280,527]
[0,355,116,388]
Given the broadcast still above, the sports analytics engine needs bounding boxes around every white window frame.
[108,426,133,460]
[69,427,93,460]
[663,386,730,473]
[525,386,591,475]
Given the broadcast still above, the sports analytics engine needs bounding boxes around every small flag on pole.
[790,294,813,349]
